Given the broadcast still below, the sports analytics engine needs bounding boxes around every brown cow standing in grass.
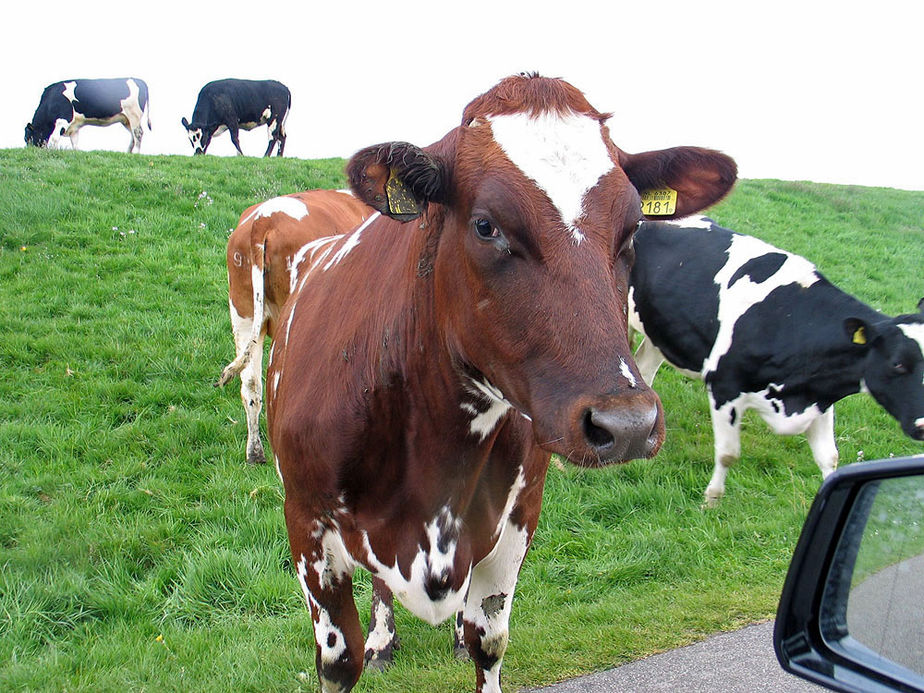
[217,189,371,463]
[265,74,736,692]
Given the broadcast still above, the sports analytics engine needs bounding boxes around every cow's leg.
[68,128,80,150]
[224,298,266,464]
[289,510,364,692]
[263,119,278,157]
[461,516,533,693]
[363,577,399,671]
[705,398,742,507]
[805,407,839,479]
[633,337,665,386]
[130,124,143,153]
[453,610,469,659]
[229,123,245,156]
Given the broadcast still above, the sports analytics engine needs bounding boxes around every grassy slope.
[0,148,921,692]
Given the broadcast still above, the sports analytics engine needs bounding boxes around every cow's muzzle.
[561,390,665,466]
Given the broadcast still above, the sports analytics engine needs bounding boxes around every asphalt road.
[525,621,825,692]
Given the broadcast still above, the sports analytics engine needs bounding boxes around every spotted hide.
[217,189,372,464]
[266,74,736,692]
[181,78,290,156]
[25,78,151,152]
[629,217,924,506]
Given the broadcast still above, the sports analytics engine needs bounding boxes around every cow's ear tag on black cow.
[386,169,423,222]
[640,187,677,216]
[852,326,867,345]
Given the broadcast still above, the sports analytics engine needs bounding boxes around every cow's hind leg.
[705,397,742,507]
[363,577,399,671]
[290,510,364,692]
[805,407,839,479]
[223,298,266,464]
[229,123,244,156]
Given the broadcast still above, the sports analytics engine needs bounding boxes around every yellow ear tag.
[852,326,867,345]
[640,187,677,216]
[385,170,421,220]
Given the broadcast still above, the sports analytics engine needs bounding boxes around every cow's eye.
[894,361,909,375]
[473,218,499,240]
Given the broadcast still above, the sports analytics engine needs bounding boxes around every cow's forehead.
[486,111,615,242]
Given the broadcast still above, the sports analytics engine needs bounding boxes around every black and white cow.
[629,217,924,506]
[25,78,151,152]
[181,79,290,157]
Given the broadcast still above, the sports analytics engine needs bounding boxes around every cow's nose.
[581,400,662,462]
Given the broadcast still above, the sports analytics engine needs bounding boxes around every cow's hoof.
[363,649,394,672]
[246,444,266,465]
[454,644,470,661]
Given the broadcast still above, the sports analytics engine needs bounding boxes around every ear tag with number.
[385,170,422,221]
[640,187,678,216]
[852,326,867,345]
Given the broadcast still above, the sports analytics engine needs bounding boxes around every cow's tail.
[216,219,271,387]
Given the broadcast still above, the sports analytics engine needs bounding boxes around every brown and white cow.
[265,74,736,692]
[217,189,372,464]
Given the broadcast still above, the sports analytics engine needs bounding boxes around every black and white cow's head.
[181,117,210,155]
[846,298,924,441]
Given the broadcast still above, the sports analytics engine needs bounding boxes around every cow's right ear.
[347,141,448,222]
[844,317,878,347]
[181,117,190,130]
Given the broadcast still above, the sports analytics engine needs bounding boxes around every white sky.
[4,1,923,191]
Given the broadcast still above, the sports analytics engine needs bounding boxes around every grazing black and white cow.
[629,217,924,506]
[181,79,290,157]
[24,78,151,152]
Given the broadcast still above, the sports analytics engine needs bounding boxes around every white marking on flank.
[488,111,613,244]
[323,212,381,271]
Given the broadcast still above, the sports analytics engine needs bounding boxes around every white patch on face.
[898,323,924,385]
[619,358,637,387]
[488,111,614,244]
[704,235,819,375]
[323,212,380,271]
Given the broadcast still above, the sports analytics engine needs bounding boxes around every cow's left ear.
[620,146,738,219]
[917,297,924,316]
[844,317,878,347]
[347,140,450,222]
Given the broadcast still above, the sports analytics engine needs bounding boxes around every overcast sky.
[4,1,923,191]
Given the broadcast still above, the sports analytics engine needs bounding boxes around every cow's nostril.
[582,408,616,451]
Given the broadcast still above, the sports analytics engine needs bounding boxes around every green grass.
[1,147,922,692]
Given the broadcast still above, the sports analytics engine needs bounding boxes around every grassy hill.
[1,147,922,691]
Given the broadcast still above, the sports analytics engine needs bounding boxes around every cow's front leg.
[805,407,839,479]
[288,509,364,692]
[705,395,742,507]
[363,577,399,670]
[461,518,532,693]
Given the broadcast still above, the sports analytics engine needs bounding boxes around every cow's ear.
[917,297,924,316]
[620,146,737,219]
[347,140,449,222]
[181,117,190,130]
[844,317,878,347]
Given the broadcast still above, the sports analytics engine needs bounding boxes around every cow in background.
[216,189,372,464]
[629,217,924,506]
[267,73,736,692]
[25,78,151,152]
[181,79,290,156]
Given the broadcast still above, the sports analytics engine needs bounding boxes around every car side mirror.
[775,455,924,692]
